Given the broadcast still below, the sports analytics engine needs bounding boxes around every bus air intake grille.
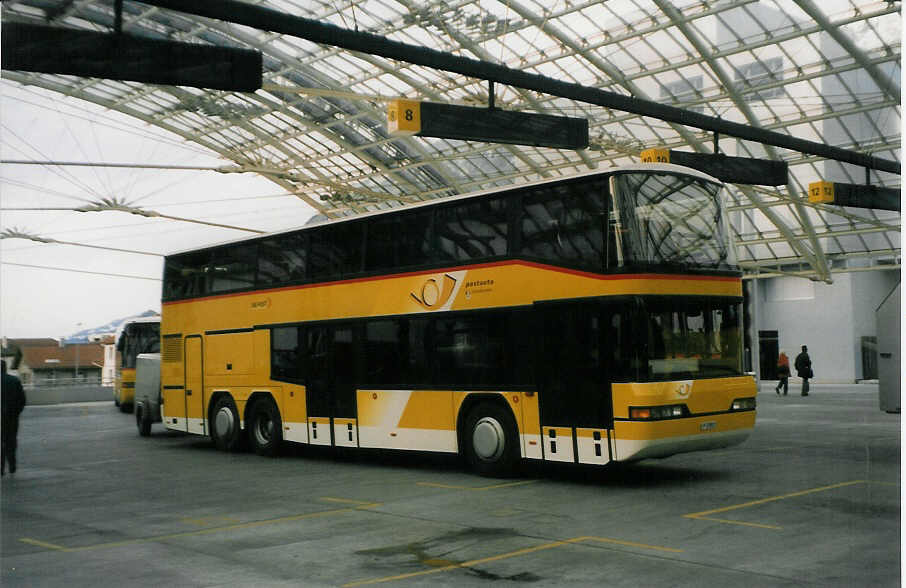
[162,337,183,363]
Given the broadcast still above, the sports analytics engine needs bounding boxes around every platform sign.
[387,100,421,136]
[807,180,899,211]
[808,181,835,204]
[640,147,788,186]
[640,148,670,163]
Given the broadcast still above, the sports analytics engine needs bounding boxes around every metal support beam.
[137,0,900,175]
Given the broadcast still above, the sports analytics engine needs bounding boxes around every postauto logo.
[410,273,458,310]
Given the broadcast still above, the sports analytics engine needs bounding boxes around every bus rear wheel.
[463,403,520,478]
[248,398,282,457]
[210,396,243,451]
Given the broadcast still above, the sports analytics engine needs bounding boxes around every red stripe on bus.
[162,260,739,306]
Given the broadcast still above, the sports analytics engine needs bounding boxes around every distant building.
[16,343,105,386]
[1,338,60,373]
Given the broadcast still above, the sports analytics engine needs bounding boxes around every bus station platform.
[2,383,900,587]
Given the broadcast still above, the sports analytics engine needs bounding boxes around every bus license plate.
[700,421,717,432]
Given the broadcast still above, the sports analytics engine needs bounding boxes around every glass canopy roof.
[1,0,900,282]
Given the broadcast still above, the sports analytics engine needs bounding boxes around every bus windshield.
[640,296,743,381]
[610,172,730,269]
[120,323,160,369]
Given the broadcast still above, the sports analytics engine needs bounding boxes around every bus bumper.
[612,411,755,461]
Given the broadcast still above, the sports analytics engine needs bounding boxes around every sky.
[0,81,317,339]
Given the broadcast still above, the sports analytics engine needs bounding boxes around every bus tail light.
[629,404,686,420]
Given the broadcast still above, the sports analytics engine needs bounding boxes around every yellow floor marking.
[684,480,867,529]
[320,497,378,506]
[19,538,67,551]
[869,480,899,487]
[689,517,782,530]
[416,480,536,491]
[19,502,381,553]
[179,515,241,527]
[342,535,682,587]
[581,536,683,553]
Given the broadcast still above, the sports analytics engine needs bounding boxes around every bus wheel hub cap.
[215,408,235,436]
[473,417,505,461]
[256,417,273,443]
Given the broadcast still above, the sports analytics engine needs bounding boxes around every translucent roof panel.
[1,0,900,281]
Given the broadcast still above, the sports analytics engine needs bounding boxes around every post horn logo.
[411,274,457,310]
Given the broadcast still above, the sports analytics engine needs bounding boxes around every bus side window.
[398,208,435,268]
[364,217,398,272]
[519,181,606,270]
[163,250,210,300]
[271,326,304,383]
[364,320,405,386]
[436,198,508,262]
[209,243,257,293]
[258,233,307,287]
[407,318,431,386]
[310,222,365,280]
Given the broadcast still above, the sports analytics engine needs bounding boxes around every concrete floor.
[1,383,900,587]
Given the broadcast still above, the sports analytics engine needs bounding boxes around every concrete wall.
[850,269,900,380]
[24,384,112,406]
[754,269,899,382]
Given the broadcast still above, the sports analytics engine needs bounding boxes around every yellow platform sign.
[387,100,421,136]
[640,148,670,163]
[808,181,835,203]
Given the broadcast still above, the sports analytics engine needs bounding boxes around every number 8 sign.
[387,100,421,136]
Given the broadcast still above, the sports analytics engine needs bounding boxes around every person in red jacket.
[2,360,27,475]
[775,350,790,396]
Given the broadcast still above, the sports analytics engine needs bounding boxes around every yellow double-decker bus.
[114,316,160,413]
[160,163,755,476]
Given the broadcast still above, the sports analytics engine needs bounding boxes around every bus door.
[535,300,615,466]
[305,325,359,448]
[184,336,205,436]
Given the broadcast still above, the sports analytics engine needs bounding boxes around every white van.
[134,353,162,436]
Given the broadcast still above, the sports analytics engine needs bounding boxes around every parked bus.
[160,163,755,475]
[114,316,160,413]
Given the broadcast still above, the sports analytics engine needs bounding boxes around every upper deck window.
[609,172,730,270]
[209,243,257,293]
[518,179,610,270]
[436,197,508,261]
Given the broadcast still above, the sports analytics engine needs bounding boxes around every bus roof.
[165,162,722,257]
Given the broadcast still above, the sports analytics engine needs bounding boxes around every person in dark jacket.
[794,345,812,397]
[2,360,27,475]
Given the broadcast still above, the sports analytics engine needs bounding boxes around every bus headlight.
[731,398,756,411]
[629,404,687,420]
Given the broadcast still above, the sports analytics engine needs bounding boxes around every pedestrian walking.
[775,350,790,395]
[794,345,813,397]
[2,360,27,475]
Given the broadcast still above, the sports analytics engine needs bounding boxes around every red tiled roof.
[20,344,105,370]
[8,338,60,347]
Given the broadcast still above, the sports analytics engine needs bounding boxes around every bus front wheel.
[463,403,520,478]
[248,398,282,457]
[210,396,243,451]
